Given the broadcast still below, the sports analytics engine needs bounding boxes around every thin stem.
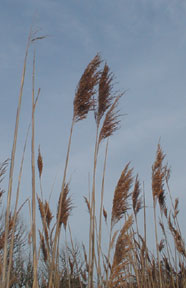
[143,183,147,286]
[31,50,38,288]
[2,30,31,288]
[97,139,109,287]
[65,231,71,288]
[106,222,113,286]
[153,199,162,288]
[6,124,30,286]
[88,126,99,288]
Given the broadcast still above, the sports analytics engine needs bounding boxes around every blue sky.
[1,0,186,250]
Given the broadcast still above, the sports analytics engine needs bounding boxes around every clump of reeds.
[2,32,186,288]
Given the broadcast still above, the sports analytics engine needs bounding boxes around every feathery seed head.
[39,230,48,262]
[57,183,73,230]
[37,146,43,178]
[96,63,115,125]
[37,196,53,228]
[152,144,168,212]
[132,175,142,216]
[98,94,123,144]
[44,201,53,227]
[168,215,186,257]
[73,54,102,122]
[0,159,9,197]
[111,163,133,226]
[158,239,165,252]
[37,196,45,220]
[83,196,90,214]
[103,206,107,223]
[111,215,133,277]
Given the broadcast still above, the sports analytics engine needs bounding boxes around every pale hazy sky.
[1,0,186,249]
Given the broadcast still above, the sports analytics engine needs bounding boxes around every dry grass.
[1,35,186,288]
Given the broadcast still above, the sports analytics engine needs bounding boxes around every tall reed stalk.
[6,124,31,286]
[31,51,39,288]
[88,62,123,287]
[97,139,109,287]
[49,54,101,287]
[2,31,32,288]
[152,143,168,288]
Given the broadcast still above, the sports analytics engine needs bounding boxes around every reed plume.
[57,183,73,230]
[110,230,120,252]
[38,196,53,230]
[96,63,114,126]
[132,174,142,217]
[37,196,49,248]
[39,230,48,263]
[38,196,45,220]
[168,215,186,257]
[103,207,107,223]
[98,94,122,144]
[0,160,9,187]
[109,215,133,287]
[112,215,133,267]
[105,163,133,286]
[0,160,8,202]
[152,143,168,213]
[45,202,53,228]
[158,239,165,253]
[73,54,101,122]
[84,196,91,214]
[152,143,169,288]
[37,146,43,179]
[111,163,133,226]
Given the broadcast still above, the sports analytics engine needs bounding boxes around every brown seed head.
[132,175,142,216]
[163,256,171,273]
[37,146,43,178]
[111,163,133,226]
[96,63,114,125]
[168,215,186,257]
[57,183,73,230]
[103,206,107,222]
[0,159,9,183]
[158,239,165,252]
[39,230,48,262]
[0,159,9,196]
[112,215,133,271]
[73,54,101,122]
[159,220,165,235]
[98,94,123,144]
[174,198,179,218]
[152,144,168,212]
[83,196,90,214]
[37,196,45,219]
[44,201,53,227]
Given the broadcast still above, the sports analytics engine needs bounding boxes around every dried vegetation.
[0,33,186,288]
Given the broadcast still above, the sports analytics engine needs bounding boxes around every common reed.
[2,34,186,288]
